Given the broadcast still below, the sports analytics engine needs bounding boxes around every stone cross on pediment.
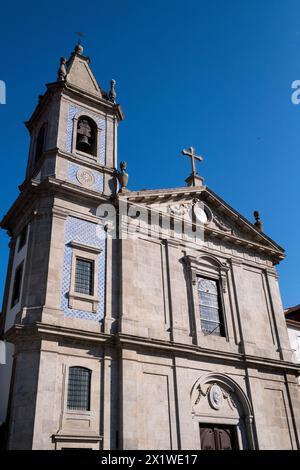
[181,147,204,187]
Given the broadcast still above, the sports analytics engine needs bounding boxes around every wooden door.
[200,424,237,450]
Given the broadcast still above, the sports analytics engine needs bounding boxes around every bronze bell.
[77,119,92,152]
[77,134,91,152]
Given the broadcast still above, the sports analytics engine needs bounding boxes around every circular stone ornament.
[76,168,95,188]
[209,384,224,410]
[193,203,208,224]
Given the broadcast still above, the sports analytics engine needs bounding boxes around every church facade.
[0,44,300,450]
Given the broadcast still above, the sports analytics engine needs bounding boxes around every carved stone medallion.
[209,384,224,410]
[76,168,95,188]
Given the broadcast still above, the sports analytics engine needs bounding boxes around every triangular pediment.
[122,186,284,262]
[66,54,102,97]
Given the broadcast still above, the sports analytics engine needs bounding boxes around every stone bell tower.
[25,43,123,194]
[0,43,123,449]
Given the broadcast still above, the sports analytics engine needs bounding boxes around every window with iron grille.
[11,262,24,308]
[197,277,225,337]
[67,367,91,411]
[74,258,94,295]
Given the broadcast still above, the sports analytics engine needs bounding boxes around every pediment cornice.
[118,185,285,263]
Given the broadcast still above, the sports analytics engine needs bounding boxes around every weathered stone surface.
[0,45,299,451]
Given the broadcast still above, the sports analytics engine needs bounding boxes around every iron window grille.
[197,276,225,337]
[67,366,91,411]
[74,258,94,296]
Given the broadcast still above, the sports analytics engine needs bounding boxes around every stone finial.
[74,43,84,55]
[109,79,116,103]
[57,57,67,81]
[115,160,129,192]
[254,210,263,232]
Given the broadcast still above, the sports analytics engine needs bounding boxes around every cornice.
[25,88,56,132]
[205,225,284,263]
[286,319,300,329]
[24,148,116,183]
[25,76,124,133]
[122,187,284,261]
[115,334,300,374]
[116,197,284,264]
[203,188,285,254]
[44,176,107,202]
[5,323,300,375]
[69,240,103,254]
[57,82,124,121]
[1,176,115,232]
[52,433,102,443]
[57,148,115,174]
[0,183,39,233]
[5,323,110,345]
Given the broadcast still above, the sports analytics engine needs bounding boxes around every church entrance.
[200,424,237,450]
[191,373,256,449]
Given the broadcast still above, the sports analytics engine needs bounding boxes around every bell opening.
[76,116,97,156]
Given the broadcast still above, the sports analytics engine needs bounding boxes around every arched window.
[76,116,97,156]
[183,254,229,341]
[67,366,91,411]
[34,124,46,163]
[197,277,225,337]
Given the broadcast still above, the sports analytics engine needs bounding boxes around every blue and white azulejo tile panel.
[67,163,104,192]
[66,104,106,165]
[61,216,106,322]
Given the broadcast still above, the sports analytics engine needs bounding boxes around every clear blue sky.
[0,0,299,309]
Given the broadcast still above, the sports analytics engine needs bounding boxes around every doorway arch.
[190,373,256,449]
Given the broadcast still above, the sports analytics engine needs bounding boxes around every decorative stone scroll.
[168,202,193,216]
[193,381,238,413]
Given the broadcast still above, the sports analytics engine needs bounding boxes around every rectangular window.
[67,367,91,411]
[18,225,28,252]
[11,262,24,308]
[74,258,94,296]
[197,277,224,337]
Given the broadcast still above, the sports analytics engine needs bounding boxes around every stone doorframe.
[190,373,256,450]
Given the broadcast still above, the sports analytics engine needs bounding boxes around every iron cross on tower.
[181,146,204,187]
[76,32,84,45]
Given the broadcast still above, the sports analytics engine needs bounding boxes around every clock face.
[193,203,208,223]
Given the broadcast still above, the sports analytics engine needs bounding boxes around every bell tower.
[25,43,123,194]
[0,44,123,449]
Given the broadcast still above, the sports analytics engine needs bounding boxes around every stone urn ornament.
[57,57,67,81]
[115,161,129,193]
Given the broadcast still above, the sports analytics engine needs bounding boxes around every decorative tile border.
[61,217,106,322]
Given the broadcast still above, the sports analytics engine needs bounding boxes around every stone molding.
[5,323,300,375]
[69,240,103,255]
[182,253,230,293]
[122,188,284,264]
[52,433,102,442]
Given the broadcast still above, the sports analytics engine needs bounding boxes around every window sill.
[69,292,99,313]
[65,409,91,416]
[198,329,229,344]
[75,150,98,162]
